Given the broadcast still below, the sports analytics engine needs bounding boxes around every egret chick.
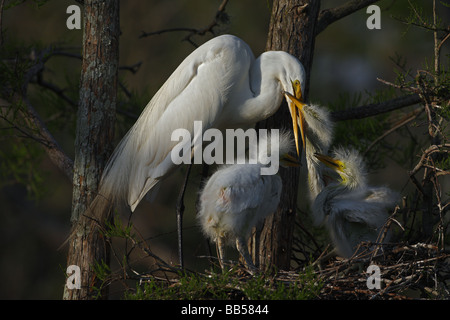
[284,91,334,203]
[198,131,297,271]
[313,147,399,258]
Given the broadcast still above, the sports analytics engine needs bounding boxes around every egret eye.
[292,80,302,100]
[334,160,346,172]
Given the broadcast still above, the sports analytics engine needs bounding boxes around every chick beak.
[280,153,301,167]
[314,153,341,171]
[285,91,306,156]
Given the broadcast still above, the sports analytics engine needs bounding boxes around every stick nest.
[307,242,450,300]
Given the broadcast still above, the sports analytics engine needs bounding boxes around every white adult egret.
[284,92,334,202]
[313,147,399,258]
[197,131,297,271]
[94,34,306,216]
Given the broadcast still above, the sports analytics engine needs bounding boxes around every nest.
[309,242,450,300]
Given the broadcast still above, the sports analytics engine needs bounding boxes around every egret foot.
[236,237,258,275]
[216,237,227,271]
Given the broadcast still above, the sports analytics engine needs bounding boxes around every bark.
[63,0,119,300]
[252,0,320,270]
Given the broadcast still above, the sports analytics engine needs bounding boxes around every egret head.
[314,147,367,190]
[284,80,306,158]
[283,77,313,159]
[267,52,305,158]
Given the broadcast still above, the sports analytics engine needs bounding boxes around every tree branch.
[140,0,229,47]
[316,0,380,36]
[139,27,198,39]
[17,95,74,180]
[363,108,423,155]
[31,78,78,108]
[330,93,421,121]
[409,144,450,177]
[9,47,74,180]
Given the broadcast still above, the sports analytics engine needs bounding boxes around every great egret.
[284,92,334,202]
[313,147,399,258]
[95,34,307,215]
[197,131,297,271]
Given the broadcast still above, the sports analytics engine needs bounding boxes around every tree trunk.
[252,0,320,270]
[63,0,119,300]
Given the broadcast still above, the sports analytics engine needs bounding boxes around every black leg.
[176,163,192,269]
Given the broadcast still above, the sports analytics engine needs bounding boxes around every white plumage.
[313,147,399,258]
[97,35,306,213]
[197,132,295,271]
[284,93,334,203]
[301,103,334,202]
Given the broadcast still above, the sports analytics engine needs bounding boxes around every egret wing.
[364,186,399,209]
[328,195,390,228]
[99,35,254,211]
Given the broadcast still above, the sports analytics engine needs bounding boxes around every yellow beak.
[280,153,301,167]
[314,153,343,172]
[285,91,306,157]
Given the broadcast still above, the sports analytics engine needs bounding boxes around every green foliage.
[91,259,112,300]
[325,88,398,171]
[0,138,46,200]
[92,259,111,282]
[125,266,322,300]
[0,42,55,200]
[126,270,238,300]
[0,43,34,94]
[107,217,322,301]
[400,0,447,32]
[242,266,321,300]
[103,214,133,239]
